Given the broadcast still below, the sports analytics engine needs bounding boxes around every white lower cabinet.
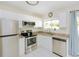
[37,35,67,57]
[37,35,52,52]
[19,37,25,56]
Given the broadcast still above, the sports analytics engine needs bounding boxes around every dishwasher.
[53,37,67,57]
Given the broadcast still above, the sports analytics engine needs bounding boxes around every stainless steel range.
[21,30,37,54]
[27,37,36,46]
[25,36,37,54]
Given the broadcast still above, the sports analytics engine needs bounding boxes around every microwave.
[22,21,35,26]
[22,21,27,26]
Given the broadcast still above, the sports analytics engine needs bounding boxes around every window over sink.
[44,20,60,30]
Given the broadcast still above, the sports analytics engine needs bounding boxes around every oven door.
[27,37,36,46]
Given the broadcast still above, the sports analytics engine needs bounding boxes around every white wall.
[52,10,70,34]
[42,11,70,34]
[1,4,79,34]
[0,9,43,32]
[43,5,79,34]
[43,4,79,33]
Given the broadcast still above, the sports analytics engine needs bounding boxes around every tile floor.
[24,46,59,57]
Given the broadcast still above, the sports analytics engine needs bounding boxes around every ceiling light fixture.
[25,1,39,6]
[48,12,53,18]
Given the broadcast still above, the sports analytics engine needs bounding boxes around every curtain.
[69,11,79,56]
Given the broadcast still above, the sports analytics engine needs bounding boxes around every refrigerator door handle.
[0,34,18,37]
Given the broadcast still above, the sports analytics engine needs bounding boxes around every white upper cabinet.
[34,20,43,28]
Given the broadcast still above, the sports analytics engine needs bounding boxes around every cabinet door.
[43,36,52,52]
[19,38,25,56]
[37,35,52,52]
[34,20,42,28]
[19,20,22,28]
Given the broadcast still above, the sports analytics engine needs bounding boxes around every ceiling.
[0,1,79,18]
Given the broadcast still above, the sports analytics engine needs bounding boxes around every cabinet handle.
[53,37,66,42]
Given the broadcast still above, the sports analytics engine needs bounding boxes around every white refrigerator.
[0,19,19,57]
